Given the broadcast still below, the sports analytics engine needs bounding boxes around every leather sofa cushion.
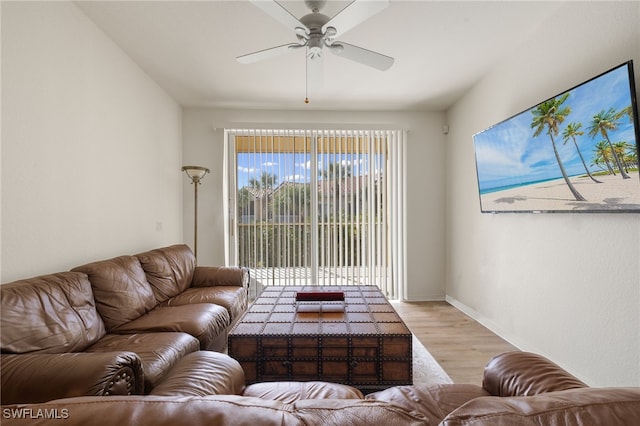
[440,387,640,426]
[87,332,199,392]
[162,286,247,323]
[112,304,231,350]
[72,255,156,331]
[150,351,246,397]
[0,272,106,354]
[136,244,195,304]
[292,398,429,425]
[243,381,364,403]
[367,383,489,425]
[1,396,298,426]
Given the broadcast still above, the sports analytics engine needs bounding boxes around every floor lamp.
[181,165,210,258]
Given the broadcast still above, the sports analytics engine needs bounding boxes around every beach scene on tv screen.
[474,63,640,212]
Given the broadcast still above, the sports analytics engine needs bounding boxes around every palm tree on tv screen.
[531,93,586,201]
[618,105,634,124]
[587,108,630,179]
[613,141,634,172]
[592,140,616,175]
[628,144,639,168]
[562,122,602,183]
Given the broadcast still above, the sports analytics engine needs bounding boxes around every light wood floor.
[392,301,518,385]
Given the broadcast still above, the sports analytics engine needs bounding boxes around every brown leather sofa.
[1,351,639,425]
[1,244,249,402]
[2,246,639,423]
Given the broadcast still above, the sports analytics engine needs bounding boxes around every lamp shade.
[182,166,210,182]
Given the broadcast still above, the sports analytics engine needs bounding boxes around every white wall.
[446,2,640,386]
[182,108,447,301]
[1,2,184,282]
[6,0,636,387]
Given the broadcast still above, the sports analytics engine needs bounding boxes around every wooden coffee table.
[227,285,412,392]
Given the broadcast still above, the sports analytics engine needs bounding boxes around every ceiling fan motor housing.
[300,12,331,59]
[304,0,327,14]
[300,12,330,35]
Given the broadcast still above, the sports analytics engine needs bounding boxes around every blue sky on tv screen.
[474,64,637,193]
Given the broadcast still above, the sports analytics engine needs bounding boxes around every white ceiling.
[76,1,564,112]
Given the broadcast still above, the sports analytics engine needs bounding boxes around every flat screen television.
[473,60,640,213]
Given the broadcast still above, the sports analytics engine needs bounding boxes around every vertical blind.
[224,128,407,299]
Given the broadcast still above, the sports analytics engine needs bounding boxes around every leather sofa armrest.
[1,351,144,405]
[482,351,588,397]
[192,266,249,289]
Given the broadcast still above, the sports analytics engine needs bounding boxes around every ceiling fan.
[237,0,394,89]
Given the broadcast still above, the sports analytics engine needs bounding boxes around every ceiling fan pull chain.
[305,47,310,104]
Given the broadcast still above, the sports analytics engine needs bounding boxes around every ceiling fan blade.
[322,0,389,39]
[307,55,324,89]
[250,0,309,34]
[328,42,394,71]
[236,43,302,64]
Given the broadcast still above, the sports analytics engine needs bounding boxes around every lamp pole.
[181,166,210,259]
[192,174,200,258]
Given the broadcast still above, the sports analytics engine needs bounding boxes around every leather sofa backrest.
[135,244,196,304]
[0,272,106,353]
[72,256,156,331]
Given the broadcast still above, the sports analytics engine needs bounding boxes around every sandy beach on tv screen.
[480,171,640,212]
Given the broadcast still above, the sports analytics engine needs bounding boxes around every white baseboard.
[445,295,534,352]
[395,294,541,354]
[395,296,448,302]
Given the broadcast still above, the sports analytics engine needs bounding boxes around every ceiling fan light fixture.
[328,43,343,53]
[307,35,323,58]
[308,49,322,60]
[295,26,310,37]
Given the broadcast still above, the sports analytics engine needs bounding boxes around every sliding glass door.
[224,129,406,299]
